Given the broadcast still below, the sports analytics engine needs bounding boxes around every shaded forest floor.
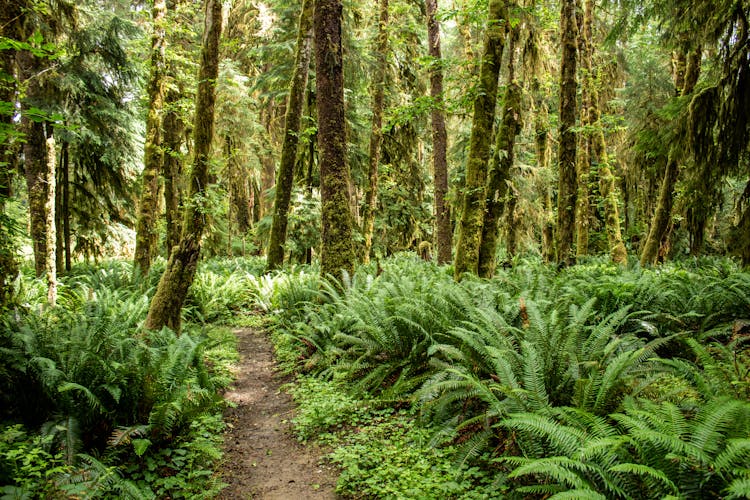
[218,327,338,499]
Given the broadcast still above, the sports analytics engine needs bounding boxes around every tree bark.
[45,136,57,307]
[315,0,356,279]
[453,0,507,279]
[162,87,185,258]
[145,0,222,332]
[575,0,592,258]
[134,0,167,277]
[426,0,451,265]
[533,86,555,263]
[267,0,314,270]
[556,0,578,266]
[478,80,522,278]
[640,156,678,266]
[361,0,389,264]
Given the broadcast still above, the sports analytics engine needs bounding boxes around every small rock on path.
[218,328,338,499]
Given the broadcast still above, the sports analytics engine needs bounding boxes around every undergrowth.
[269,253,750,499]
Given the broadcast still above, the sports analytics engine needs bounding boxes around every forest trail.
[218,327,338,499]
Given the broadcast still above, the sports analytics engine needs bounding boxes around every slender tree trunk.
[45,136,56,307]
[134,0,167,277]
[23,118,48,277]
[61,142,70,271]
[640,156,678,266]
[575,0,592,258]
[426,0,451,264]
[478,79,522,278]
[0,41,19,304]
[267,0,314,270]
[556,0,578,266]
[361,0,389,264]
[162,87,185,258]
[453,0,507,279]
[640,47,700,266]
[315,0,356,279]
[145,0,222,332]
[581,0,626,264]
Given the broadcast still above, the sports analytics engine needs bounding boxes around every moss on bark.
[315,0,356,279]
[454,0,507,280]
[267,0,314,270]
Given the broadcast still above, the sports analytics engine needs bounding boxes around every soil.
[217,328,339,499]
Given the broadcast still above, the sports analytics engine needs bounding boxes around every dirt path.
[218,328,338,499]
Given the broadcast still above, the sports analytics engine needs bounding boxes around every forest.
[1,0,749,498]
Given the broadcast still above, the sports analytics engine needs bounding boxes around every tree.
[145,0,222,332]
[426,0,451,264]
[314,0,356,279]
[556,0,578,266]
[453,0,508,279]
[267,0,314,270]
[134,0,167,277]
[360,0,389,264]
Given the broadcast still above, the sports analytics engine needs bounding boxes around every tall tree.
[315,0,356,278]
[361,0,389,263]
[555,0,578,266]
[266,0,314,270]
[478,32,522,278]
[145,0,222,332]
[640,46,700,266]
[426,0,451,264]
[453,0,508,279]
[134,0,167,277]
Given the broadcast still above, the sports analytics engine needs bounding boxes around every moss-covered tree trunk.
[267,0,314,270]
[478,79,522,278]
[361,0,389,264]
[162,86,185,258]
[581,0,626,264]
[640,48,701,266]
[145,0,222,332]
[556,0,578,266]
[315,0,356,279]
[534,90,555,263]
[45,136,56,306]
[225,135,250,250]
[0,38,19,304]
[134,0,167,277]
[575,0,592,258]
[453,0,507,279]
[22,118,48,278]
[426,0,451,264]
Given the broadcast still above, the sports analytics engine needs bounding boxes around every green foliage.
[270,253,750,498]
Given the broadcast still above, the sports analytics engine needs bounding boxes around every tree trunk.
[45,136,56,307]
[23,118,48,277]
[145,0,222,332]
[453,0,507,279]
[0,41,18,304]
[575,0,592,258]
[315,0,356,279]
[582,0,626,264]
[639,156,678,266]
[163,87,185,258]
[478,80,522,278]
[426,0,451,265]
[361,0,389,264]
[267,0,314,270]
[556,0,578,266]
[640,47,701,266]
[134,0,167,277]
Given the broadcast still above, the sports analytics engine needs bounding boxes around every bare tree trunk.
[426,0,451,264]
[267,0,314,270]
[556,0,578,266]
[315,0,356,279]
[361,0,389,264]
[134,0,167,277]
[454,0,507,279]
[145,0,222,332]
[45,136,56,307]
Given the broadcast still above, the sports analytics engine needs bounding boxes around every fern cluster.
[270,254,750,498]
[0,260,239,498]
